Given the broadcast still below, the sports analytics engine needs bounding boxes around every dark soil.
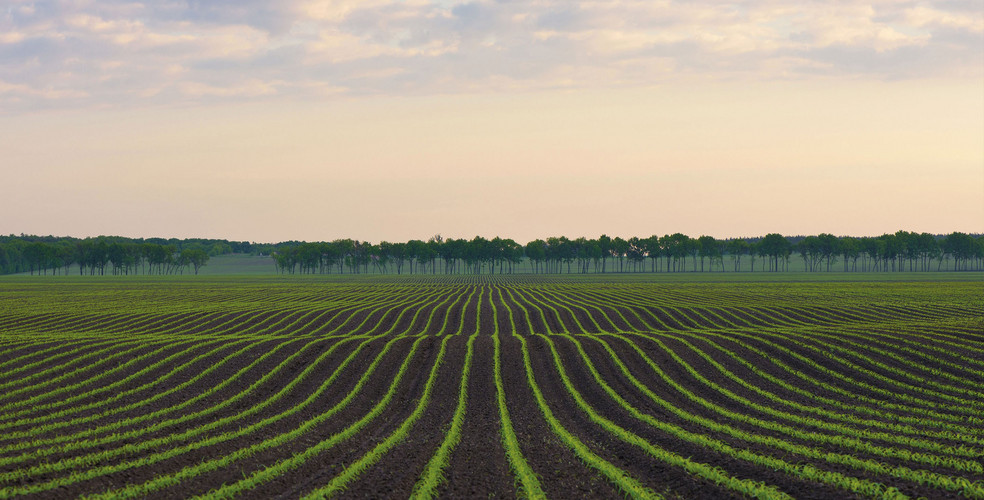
[3,279,982,500]
[436,336,515,498]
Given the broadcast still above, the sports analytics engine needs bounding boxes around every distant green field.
[196,253,276,275]
[10,251,980,280]
[204,253,984,281]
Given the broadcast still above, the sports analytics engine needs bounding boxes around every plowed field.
[1,275,982,499]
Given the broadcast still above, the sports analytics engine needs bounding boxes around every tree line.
[269,231,984,275]
[2,231,981,276]
[0,235,250,276]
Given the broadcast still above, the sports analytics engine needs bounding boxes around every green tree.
[725,239,748,272]
[759,233,790,272]
[696,235,717,272]
[942,232,975,271]
[839,236,859,272]
[525,239,547,274]
[816,233,839,272]
[644,236,661,272]
[597,234,612,273]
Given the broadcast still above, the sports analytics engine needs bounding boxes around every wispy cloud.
[1,0,981,111]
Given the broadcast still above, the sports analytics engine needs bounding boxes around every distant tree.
[597,234,612,273]
[558,236,575,274]
[333,239,355,273]
[108,243,128,275]
[611,237,629,273]
[446,238,466,274]
[644,236,661,272]
[585,239,603,273]
[839,236,859,272]
[404,239,425,274]
[502,238,523,273]
[877,233,901,272]
[2,231,980,277]
[2,241,25,274]
[759,233,790,272]
[858,237,878,272]
[208,242,233,256]
[748,241,759,271]
[468,236,491,274]
[696,235,717,272]
[816,233,839,272]
[659,234,675,272]
[0,245,9,274]
[942,232,976,271]
[525,239,547,274]
[426,235,443,274]
[681,234,697,272]
[572,237,588,274]
[916,233,939,272]
[23,242,43,275]
[726,239,748,272]
[628,237,646,272]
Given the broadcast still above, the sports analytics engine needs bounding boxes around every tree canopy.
[2,231,981,276]
[0,235,233,276]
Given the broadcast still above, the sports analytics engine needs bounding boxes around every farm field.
[0,275,982,499]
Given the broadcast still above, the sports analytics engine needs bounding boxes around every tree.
[659,234,675,272]
[585,239,603,273]
[597,235,612,273]
[839,236,859,272]
[178,249,208,275]
[557,236,575,274]
[644,236,661,272]
[658,233,690,272]
[611,237,629,273]
[877,233,901,272]
[916,233,939,272]
[431,234,454,274]
[726,239,748,272]
[23,242,44,275]
[468,236,491,274]
[426,235,443,274]
[333,239,355,273]
[108,242,130,275]
[1,240,25,274]
[445,238,466,274]
[624,237,643,272]
[525,239,547,274]
[942,232,975,271]
[759,233,790,272]
[573,237,590,274]
[0,245,9,274]
[816,233,839,272]
[859,237,879,272]
[748,241,759,271]
[696,235,717,272]
[2,231,980,277]
[502,238,523,273]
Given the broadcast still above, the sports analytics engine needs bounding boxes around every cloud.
[904,5,984,32]
[178,79,278,97]
[0,0,980,111]
[0,79,88,99]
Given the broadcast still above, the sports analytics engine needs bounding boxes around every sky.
[1,0,982,244]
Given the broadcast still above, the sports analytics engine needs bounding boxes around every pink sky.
[1,1,982,243]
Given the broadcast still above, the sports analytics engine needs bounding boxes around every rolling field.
[0,275,982,499]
